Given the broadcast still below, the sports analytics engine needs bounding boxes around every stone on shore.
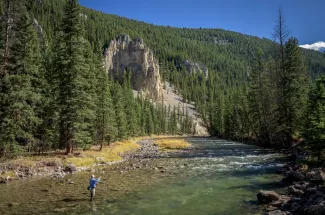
[288,185,304,196]
[257,191,280,204]
[282,171,305,184]
[306,170,325,182]
[64,164,77,174]
[302,200,325,215]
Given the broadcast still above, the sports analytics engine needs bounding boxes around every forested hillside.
[26,0,325,80]
[0,0,195,158]
[1,0,325,161]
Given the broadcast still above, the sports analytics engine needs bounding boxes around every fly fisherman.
[88,175,100,201]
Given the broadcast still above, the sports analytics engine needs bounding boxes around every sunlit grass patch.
[65,139,140,167]
[154,138,191,150]
[0,170,16,178]
[64,157,94,167]
[8,158,38,168]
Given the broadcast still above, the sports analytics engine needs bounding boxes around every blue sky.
[80,0,324,49]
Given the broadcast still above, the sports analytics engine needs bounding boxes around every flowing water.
[0,138,287,215]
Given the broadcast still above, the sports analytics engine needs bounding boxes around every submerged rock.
[7,202,19,207]
[267,210,292,215]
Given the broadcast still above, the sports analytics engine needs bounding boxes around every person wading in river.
[88,175,100,201]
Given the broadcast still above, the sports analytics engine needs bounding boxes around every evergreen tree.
[111,83,128,139]
[0,2,41,157]
[123,71,140,137]
[146,105,154,135]
[302,77,325,160]
[94,52,117,150]
[56,0,95,153]
[277,37,307,147]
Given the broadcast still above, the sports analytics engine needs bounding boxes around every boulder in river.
[257,191,280,204]
[7,202,19,207]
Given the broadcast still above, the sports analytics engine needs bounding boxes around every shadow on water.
[227,180,282,192]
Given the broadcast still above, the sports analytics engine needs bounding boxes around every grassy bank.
[154,138,191,150]
[65,139,141,167]
[0,136,192,179]
[0,138,141,178]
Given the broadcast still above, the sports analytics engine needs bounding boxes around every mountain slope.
[27,0,325,84]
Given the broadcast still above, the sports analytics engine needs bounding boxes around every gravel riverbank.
[0,138,195,183]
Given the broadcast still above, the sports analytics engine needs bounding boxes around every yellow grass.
[2,136,188,170]
[8,156,63,168]
[0,170,16,178]
[65,139,140,167]
[3,139,140,169]
[154,138,191,150]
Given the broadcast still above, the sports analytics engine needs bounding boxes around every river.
[0,138,287,215]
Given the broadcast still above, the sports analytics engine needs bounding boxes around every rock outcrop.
[104,34,162,100]
[177,59,209,78]
[33,18,45,45]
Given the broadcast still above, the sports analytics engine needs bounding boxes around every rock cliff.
[104,34,162,100]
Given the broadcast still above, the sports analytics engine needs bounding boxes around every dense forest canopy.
[26,0,325,81]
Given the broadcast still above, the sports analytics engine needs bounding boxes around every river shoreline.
[2,137,324,215]
[257,161,325,215]
[0,137,196,184]
[0,137,293,215]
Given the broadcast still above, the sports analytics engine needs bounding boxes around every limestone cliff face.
[104,34,162,100]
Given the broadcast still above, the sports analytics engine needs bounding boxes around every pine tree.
[94,51,117,150]
[302,77,325,161]
[277,37,307,147]
[56,0,95,153]
[0,2,41,157]
[111,82,128,139]
[123,70,139,137]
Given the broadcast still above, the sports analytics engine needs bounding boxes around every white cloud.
[300,41,325,51]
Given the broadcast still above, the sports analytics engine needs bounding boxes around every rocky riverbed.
[0,138,193,183]
[2,137,315,215]
[257,162,325,215]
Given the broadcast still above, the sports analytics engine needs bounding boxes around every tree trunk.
[66,142,73,155]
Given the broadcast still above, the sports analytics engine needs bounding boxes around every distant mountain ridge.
[28,0,325,82]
